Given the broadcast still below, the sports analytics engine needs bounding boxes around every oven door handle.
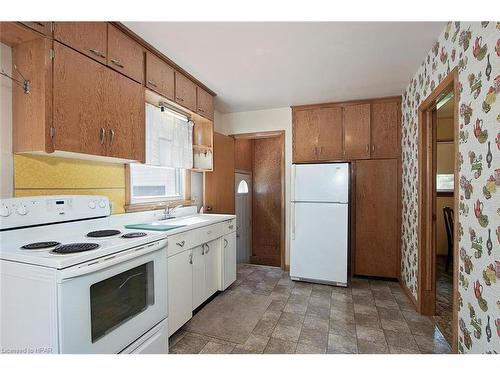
[58,239,167,281]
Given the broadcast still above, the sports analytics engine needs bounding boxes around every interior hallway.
[169,264,452,354]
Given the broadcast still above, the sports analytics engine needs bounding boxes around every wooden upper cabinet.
[53,42,107,156]
[21,22,52,36]
[316,107,343,161]
[196,86,214,120]
[354,159,399,278]
[344,103,371,160]
[145,52,175,100]
[293,109,319,163]
[53,42,144,161]
[107,25,144,84]
[175,71,197,111]
[54,22,107,64]
[105,68,145,161]
[370,101,400,159]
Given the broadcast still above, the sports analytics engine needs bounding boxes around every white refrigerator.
[290,163,349,286]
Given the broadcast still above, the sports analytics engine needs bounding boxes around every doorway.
[233,131,285,269]
[417,68,459,352]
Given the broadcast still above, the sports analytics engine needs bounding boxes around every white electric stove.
[0,195,169,354]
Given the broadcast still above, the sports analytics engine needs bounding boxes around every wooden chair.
[442,206,454,272]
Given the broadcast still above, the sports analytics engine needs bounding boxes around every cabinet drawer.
[107,24,144,84]
[222,219,236,236]
[167,223,224,257]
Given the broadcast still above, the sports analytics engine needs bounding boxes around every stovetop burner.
[21,241,61,250]
[121,232,147,239]
[87,229,121,238]
[52,243,100,254]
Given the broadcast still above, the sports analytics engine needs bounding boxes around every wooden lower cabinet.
[354,159,399,278]
[167,250,193,336]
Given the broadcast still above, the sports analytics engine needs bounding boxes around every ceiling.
[124,22,445,113]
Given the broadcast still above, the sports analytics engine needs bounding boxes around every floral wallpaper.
[401,21,499,354]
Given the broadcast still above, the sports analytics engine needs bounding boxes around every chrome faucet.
[164,204,184,219]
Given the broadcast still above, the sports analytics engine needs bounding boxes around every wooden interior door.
[53,22,108,64]
[354,159,398,278]
[344,103,371,159]
[105,68,145,161]
[53,42,106,156]
[293,109,318,162]
[371,101,400,159]
[251,136,283,267]
[317,107,343,160]
[204,133,235,214]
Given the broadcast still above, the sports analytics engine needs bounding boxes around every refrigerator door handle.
[292,165,296,201]
[291,203,296,240]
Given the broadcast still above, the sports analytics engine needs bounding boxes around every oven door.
[57,240,167,354]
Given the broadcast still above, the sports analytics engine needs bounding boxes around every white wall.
[0,43,13,198]
[215,107,293,265]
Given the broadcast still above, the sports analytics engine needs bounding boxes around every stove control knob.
[16,204,28,216]
[98,200,107,208]
[88,201,96,209]
[1,204,11,217]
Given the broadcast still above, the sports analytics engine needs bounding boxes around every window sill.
[124,199,194,213]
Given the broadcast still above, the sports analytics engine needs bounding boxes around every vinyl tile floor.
[169,264,452,354]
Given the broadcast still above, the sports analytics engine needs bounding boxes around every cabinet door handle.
[176,97,184,102]
[229,224,234,230]
[147,79,158,88]
[189,253,193,264]
[89,49,105,58]
[111,58,124,68]
[198,108,204,112]
[109,129,115,146]
[365,144,369,154]
[99,127,106,145]
[319,146,323,155]
[176,240,185,247]
[371,144,375,153]
[205,244,210,254]
[224,239,228,248]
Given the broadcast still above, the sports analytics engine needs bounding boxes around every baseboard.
[399,278,418,311]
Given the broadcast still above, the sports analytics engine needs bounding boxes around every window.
[129,163,184,203]
[436,174,454,192]
[237,180,249,194]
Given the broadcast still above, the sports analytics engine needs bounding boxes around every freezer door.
[293,163,349,203]
[290,202,348,284]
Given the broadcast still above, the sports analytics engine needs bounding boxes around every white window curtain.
[145,103,193,169]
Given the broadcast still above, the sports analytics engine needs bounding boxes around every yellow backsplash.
[14,154,126,213]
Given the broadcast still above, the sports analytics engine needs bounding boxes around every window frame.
[125,164,192,212]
